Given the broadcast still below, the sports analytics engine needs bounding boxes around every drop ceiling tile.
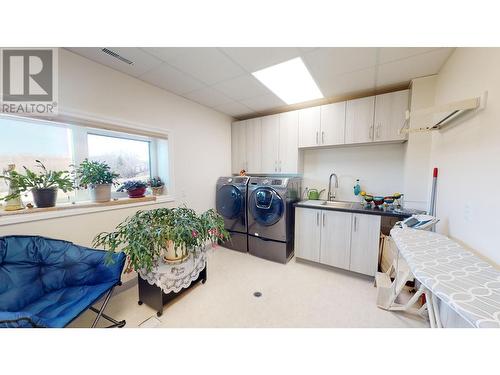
[214,101,254,117]
[182,87,233,108]
[167,48,245,85]
[377,48,454,87]
[212,74,271,101]
[139,63,205,95]
[302,48,378,82]
[320,67,377,97]
[67,47,163,77]
[141,47,191,62]
[240,93,286,112]
[221,47,301,72]
[298,47,319,53]
[378,47,439,64]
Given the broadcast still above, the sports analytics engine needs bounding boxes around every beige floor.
[70,247,428,328]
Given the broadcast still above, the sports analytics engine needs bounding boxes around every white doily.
[138,248,207,294]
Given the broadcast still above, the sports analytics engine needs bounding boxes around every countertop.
[294,200,425,219]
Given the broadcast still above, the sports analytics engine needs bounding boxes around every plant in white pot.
[93,207,229,272]
[75,159,119,203]
[0,160,74,208]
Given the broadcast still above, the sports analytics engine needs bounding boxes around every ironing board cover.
[390,228,500,328]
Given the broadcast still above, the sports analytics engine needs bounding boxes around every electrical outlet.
[464,203,472,222]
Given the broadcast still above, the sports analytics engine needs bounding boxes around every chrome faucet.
[327,173,339,201]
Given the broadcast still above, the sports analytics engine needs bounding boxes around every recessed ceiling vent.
[101,48,134,65]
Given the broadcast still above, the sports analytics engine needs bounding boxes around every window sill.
[0,195,175,226]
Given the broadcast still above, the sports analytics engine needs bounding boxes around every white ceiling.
[66,47,454,118]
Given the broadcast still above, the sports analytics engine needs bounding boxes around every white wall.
[302,143,405,201]
[430,48,500,265]
[0,49,232,251]
[58,49,232,212]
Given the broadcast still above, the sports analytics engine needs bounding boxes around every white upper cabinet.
[298,106,321,147]
[245,118,262,173]
[320,101,346,146]
[231,120,247,174]
[345,96,375,144]
[278,111,299,173]
[260,114,280,173]
[373,90,409,142]
[232,90,409,174]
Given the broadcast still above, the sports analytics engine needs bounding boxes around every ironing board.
[390,228,500,328]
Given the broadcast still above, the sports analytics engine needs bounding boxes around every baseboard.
[116,277,138,294]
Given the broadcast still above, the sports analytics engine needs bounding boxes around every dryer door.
[249,187,284,226]
[216,185,244,220]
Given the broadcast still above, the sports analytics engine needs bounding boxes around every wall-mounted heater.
[400,91,488,134]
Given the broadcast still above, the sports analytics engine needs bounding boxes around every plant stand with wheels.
[138,266,206,317]
[137,249,208,317]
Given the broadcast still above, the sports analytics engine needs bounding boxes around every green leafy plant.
[93,206,229,273]
[0,160,73,201]
[148,177,164,188]
[117,180,147,192]
[74,159,119,187]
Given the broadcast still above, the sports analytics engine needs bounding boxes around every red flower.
[191,230,199,238]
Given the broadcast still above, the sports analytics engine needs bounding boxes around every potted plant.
[148,177,165,196]
[93,207,229,272]
[74,159,119,203]
[118,180,147,198]
[0,160,73,208]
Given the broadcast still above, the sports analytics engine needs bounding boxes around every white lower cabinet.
[295,207,321,262]
[320,210,352,269]
[295,207,381,276]
[349,213,381,276]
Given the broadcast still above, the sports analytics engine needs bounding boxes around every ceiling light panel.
[252,57,323,105]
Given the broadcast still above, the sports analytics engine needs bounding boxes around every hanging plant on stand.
[93,206,229,273]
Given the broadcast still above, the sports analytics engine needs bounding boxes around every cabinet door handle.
[322,212,325,227]
[316,131,319,145]
[316,212,320,226]
[376,124,381,139]
[322,131,325,144]
[354,216,357,231]
[369,126,374,140]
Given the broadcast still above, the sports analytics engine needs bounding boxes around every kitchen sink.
[321,201,353,209]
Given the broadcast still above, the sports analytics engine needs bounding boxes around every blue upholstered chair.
[0,235,126,328]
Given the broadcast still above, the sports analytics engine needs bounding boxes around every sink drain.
[253,291,262,297]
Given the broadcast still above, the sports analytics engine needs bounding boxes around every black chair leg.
[90,287,126,328]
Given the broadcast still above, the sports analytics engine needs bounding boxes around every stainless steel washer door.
[216,184,246,232]
[248,187,286,241]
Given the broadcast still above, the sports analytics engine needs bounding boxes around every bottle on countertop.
[353,179,361,196]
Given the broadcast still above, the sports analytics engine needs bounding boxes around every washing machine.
[247,176,301,263]
[216,176,250,252]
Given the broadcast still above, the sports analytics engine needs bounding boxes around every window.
[0,117,74,201]
[0,115,169,203]
[87,133,152,189]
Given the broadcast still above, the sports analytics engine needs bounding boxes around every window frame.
[0,112,173,219]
